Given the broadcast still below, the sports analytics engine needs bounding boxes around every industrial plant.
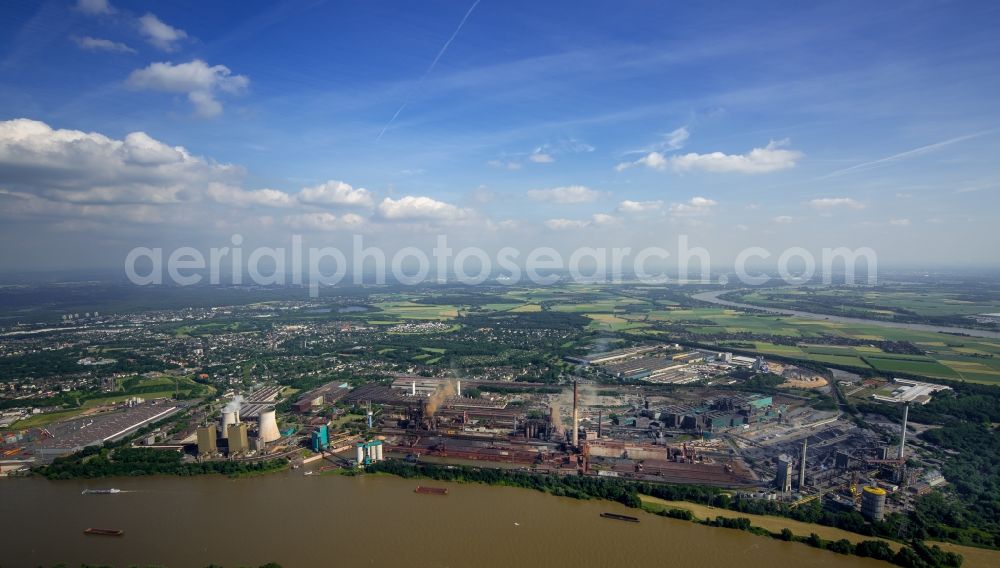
[194,389,292,459]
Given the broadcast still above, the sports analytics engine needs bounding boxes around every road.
[691,289,1000,340]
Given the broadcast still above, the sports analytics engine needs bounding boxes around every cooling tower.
[220,411,237,439]
[258,409,280,443]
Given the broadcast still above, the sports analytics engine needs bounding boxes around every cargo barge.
[415,486,448,496]
[600,513,639,523]
[84,528,123,536]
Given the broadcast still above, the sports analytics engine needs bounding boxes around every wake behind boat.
[82,488,121,495]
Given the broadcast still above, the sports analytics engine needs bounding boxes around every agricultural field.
[629,304,1000,384]
[727,283,1000,329]
[583,313,650,332]
[369,301,461,321]
[354,285,1000,384]
[174,322,248,337]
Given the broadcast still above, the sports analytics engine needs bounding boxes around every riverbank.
[38,447,288,479]
[640,495,898,547]
[640,495,999,568]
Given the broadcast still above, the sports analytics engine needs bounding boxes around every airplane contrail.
[375,0,482,142]
[817,131,991,179]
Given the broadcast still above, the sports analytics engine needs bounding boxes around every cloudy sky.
[1,0,999,273]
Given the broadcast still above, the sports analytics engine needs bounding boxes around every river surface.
[692,290,1000,339]
[0,471,891,568]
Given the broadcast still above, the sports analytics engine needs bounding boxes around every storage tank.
[220,411,237,439]
[861,486,887,521]
[375,441,383,461]
[355,443,365,465]
[258,409,280,443]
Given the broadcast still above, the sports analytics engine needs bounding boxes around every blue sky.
[1,0,999,271]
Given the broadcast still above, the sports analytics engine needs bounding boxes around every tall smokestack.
[898,403,909,460]
[799,439,808,489]
[572,380,579,448]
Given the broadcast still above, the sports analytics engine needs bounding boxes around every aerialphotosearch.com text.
[124,234,878,297]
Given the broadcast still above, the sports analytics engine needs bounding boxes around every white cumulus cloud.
[617,199,664,213]
[590,213,619,226]
[138,13,188,52]
[544,218,589,230]
[206,183,294,208]
[808,197,865,210]
[526,185,601,204]
[284,212,367,232]
[669,196,717,216]
[298,180,373,208]
[127,60,249,117]
[377,195,472,221]
[617,140,802,174]
[543,213,619,230]
[0,118,239,205]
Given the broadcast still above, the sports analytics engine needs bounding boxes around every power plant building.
[861,486,887,521]
[196,424,217,456]
[776,454,793,493]
[311,425,329,452]
[227,423,249,456]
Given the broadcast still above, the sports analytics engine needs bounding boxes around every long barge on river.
[600,512,639,523]
[415,486,448,496]
[84,528,123,536]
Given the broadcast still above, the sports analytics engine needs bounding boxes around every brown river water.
[0,471,891,568]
